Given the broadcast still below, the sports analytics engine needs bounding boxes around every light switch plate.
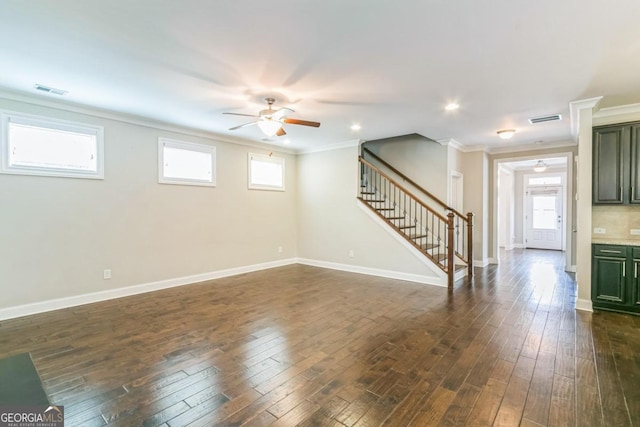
[593,228,606,235]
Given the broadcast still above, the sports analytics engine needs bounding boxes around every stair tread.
[410,234,427,239]
[376,208,395,211]
[455,264,467,272]
[398,225,416,229]
[386,216,405,220]
[361,192,375,195]
[365,199,386,203]
[420,242,439,249]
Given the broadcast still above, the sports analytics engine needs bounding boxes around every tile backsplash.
[592,206,640,241]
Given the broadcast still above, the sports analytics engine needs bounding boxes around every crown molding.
[487,139,576,155]
[436,138,487,153]
[0,87,300,155]
[569,96,603,140]
[298,139,361,154]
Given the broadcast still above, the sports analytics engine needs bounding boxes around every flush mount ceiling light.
[533,160,547,172]
[350,123,362,131]
[445,103,459,111]
[497,129,516,140]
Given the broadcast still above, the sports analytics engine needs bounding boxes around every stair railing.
[359,150,473,288]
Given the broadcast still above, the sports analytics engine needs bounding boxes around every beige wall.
[460,151,489,263]
[0,98,298,309]
[364,134,449,203]
[296,146,443,280]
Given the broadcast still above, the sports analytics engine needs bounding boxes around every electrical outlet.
[630,229,640,236]
[593,228,606,235]
[349,250,354,258]
[278,246,283,253]
[103,269,112,280]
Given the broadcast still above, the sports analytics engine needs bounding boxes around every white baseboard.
[0,259,297,321]
[575,298,593,312]
[473,259,490,268]
[566,265,577,273]
[296,258,446,287]
[489,258,499,265]
[513,243,525,249]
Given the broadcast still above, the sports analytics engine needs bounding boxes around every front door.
[526,186,562,250]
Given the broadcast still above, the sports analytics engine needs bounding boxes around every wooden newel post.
[467,212,474,278]
[447,211,455,289]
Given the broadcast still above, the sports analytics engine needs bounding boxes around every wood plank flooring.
[1,249,639,426]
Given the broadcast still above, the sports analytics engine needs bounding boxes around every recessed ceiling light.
[351,124,361,131]
[445,103,459,111]
[283,139,291,145]
[497,129,516,140]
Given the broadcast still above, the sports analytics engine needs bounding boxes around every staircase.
[358,148,473,288]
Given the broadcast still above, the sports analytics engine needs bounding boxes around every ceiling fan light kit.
[257,119,283,137]
[225,97,320,138]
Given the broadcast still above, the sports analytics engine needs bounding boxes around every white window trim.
[158,138,217,187]
[248,152,285,191]
[0,110,104,179]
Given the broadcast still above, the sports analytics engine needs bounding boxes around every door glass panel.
[532,195,557,229]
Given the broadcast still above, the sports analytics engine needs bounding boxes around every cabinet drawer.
[593,245,628,257]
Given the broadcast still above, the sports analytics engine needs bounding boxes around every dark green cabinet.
[592,244,640,314]
[593,123,640,205]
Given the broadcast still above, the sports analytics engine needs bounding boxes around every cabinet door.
[630,125,640,203]
[633,260,640,305]
[593,126,626,204]
[592,256,626,303]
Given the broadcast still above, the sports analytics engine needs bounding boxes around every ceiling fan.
[224,97,320,137]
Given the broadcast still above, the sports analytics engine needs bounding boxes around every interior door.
[525,187,563,250]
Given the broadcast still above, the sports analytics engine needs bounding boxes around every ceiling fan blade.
[229,121,259,130]
[276,127,286,137]
[272,107,295,120]
[283,118,321,128]
[223,112,260,118]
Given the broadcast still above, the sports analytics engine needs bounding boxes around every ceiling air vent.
[34,84,67,96]
[528,114,561,124]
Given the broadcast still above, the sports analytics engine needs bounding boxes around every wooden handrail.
[362,146,467,219]
[359,157,449,223]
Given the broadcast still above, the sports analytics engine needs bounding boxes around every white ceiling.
[2,1,640,152]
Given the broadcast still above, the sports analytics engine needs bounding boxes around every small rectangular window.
[0,112,104,179]
[528,176,562,186]
[248,153,285,191]
[158,138,216,187]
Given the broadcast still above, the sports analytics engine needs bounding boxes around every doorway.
[525,186,563,250]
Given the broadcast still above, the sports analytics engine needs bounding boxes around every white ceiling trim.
[569,96,603,140]
[297,139,361,154]
[0,87,298,155]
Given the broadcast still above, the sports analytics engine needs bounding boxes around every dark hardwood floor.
[1,249,639,426]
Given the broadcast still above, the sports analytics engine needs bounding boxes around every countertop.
[592,239,640,247]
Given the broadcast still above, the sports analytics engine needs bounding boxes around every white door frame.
[449,170,464,212]
[491,152,574,271]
